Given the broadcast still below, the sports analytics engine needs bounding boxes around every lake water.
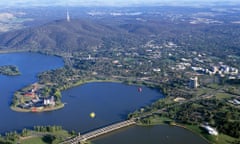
[92,125,209,144]
[0,52,64,133]
[0,52,207,144]
[0,52,162,133]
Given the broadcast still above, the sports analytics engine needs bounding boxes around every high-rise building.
[189,76,199,88]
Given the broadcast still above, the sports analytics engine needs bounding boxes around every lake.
[0,52,207,144]
[0,52,162,133]
[92,125,209,144]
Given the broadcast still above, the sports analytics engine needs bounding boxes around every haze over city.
[0,0,240,7]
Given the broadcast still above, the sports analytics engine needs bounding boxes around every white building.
[189,76,199,88]
[201,125,218,136]
[211,66,218,74]
[44,96,55,106]
[153,68,161,72]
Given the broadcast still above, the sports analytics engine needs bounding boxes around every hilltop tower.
[67,9,70,22]
[65,9,72,66]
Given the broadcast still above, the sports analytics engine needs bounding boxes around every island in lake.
[11,83,64,112]
[0,65,21,76]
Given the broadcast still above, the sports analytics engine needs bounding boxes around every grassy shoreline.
[136,113,239,144]
[11,103,64,113]
[137,122,211,144]
[0,123,71,143]
[136,116,211,143]
[58,79,122,91]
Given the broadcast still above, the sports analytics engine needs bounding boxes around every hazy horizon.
[1,0,240,7]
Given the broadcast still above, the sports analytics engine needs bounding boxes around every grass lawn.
[20,130,70,144]
[185,124,212,142]
[137,115,173,126]
[20,135,67,144]
[21,137,46,144]
[195,87,212,96]
[215,134,239,144]
[206,84,221,89]
[215,93,232,100]
[150,116,173,125]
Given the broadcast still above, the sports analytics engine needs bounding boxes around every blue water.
[0,52,64,133]
[0,52,163,133]
[0,52,209,144]
[61,82,162,132]
[92,125,209,144]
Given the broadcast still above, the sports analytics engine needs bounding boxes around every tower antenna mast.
[67,9,70,22]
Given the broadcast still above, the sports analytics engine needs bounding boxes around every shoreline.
[57,78,158,91]
[134,123,211,144]
[10,79,161,113]
[1,52,218,143]
[171,123,211,144]
[59,79,122,91]
[11,103,64,113]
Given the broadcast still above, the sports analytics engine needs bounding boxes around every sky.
[0,0,239,7]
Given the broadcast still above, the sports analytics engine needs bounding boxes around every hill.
[1,16,239,57]
[0,17,178,53]
[0,19,122,52]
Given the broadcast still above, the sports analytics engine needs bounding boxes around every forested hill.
[0,18,170,52]
[0,16,240,56]
[0,19,124,52]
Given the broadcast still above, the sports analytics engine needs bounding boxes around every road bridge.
[60,119,136,144]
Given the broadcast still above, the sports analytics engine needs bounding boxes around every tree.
[209,118,215,126]
[42,87,51,97]
[12,97,18,106]
[42,135,56,144]
[20,96,24,104]
[21,128,29,137]
[225,111,231,122]
[70,130,76,136]
[54,89,61,100]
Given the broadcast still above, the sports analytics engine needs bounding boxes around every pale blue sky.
[0,0,239,7]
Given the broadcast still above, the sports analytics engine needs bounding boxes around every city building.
[44,96,55,106]
[211,66,218,74]
[189,76,199,88]
[201,124,218,136]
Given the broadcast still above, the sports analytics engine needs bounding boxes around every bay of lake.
[0,52,208,144]
[0,52,162,133]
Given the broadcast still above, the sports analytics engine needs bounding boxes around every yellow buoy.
[90,112,96,118]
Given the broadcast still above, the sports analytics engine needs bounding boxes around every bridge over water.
[60,119,136,144]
